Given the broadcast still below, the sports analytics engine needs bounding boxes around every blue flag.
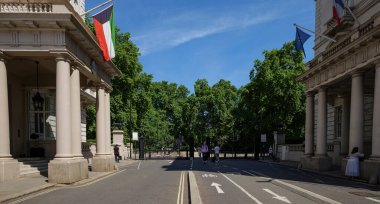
[295,27,311,57]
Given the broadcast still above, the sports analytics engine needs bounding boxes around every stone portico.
[0,0,120,183]
[299,0,380,183]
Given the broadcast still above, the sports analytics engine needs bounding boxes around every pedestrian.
[213,143,220,164]
[201,142,209,164]
[198,147,202,158]
[268,145,273,160]
[345,147,364,178]
[114,145,120,163]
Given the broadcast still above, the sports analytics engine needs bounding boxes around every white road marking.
[168,160,174,164]
[137,161,141,170]
[211,182,224,194]
[263,188,291,204]
[245,170,342,204]
[218,171,263,204]
[366,197,380,203]
[202,173,217,178]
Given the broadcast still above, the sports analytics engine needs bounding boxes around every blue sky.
[86,0,315,92]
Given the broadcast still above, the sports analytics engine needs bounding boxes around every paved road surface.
[7,158,380,204]
[11,160,189,204]
[191,159,380,204]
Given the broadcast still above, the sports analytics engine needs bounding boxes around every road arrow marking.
[263,188,291,204]
[202,174,218,178]
[211,182,224,194]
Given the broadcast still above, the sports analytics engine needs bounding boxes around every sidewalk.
[259,159,370,184]
[0,159,138,203]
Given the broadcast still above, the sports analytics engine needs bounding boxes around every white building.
[298,0,380,183]
[0,0,120,183]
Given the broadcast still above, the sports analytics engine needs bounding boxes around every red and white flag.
[93,5,115,61]
[333,0,345,26]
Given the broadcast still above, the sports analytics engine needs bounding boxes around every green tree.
[247,42,306,143]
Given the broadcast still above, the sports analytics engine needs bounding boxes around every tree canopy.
[86,22,306,152]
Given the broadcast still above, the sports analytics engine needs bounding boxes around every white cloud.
[132,3,295,56]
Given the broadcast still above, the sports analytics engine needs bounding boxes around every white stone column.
[96,85,106,155]
[71,67,82,158]
[341,96,350,156]
[0,57,20,182]
[105,91,112,155]
[316,87,327,156]
[0,58,11,158]
[304,92,314,156]
[349,72,364,152]
[55,58,72,158]
[371,65,380,159]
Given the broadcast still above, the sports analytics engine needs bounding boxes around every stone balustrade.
[0,3,52,13]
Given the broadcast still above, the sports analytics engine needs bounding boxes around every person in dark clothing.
[114,145,120,163]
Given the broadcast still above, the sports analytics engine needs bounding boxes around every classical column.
[70,67,82,158]
[0,58,11,158]
[304,92,314,156]
[96,85,106,155]
[316,87,327,156]
[55,58,72,158]
[349,72,364,152]
[105,91,112,155]
[371,65,380,159]
[341,96,350,156]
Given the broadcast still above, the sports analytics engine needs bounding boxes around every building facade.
[298,0,380,183]
[0,0,120,183]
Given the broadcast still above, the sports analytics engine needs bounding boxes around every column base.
[0,158,20,182]
[48,158,84,184]
[92,155,115,172]
[300,155,332,171]
[361,160,380,184]
[76,158,89,180]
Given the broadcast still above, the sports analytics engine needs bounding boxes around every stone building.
[298,0,380,183]
[0,0,120,183]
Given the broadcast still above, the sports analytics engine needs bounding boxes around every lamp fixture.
[32,61,44,111]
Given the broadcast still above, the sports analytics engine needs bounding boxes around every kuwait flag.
[333,0,344,26]
[93,5,115,61]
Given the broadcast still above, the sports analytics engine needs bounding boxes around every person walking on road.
[201,142,209,164]
[213,143,220,164]
[114,145,120,163]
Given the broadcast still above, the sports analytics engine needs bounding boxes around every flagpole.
[81,0,113,16]
[294,24,336,43]
[344,5,360,26]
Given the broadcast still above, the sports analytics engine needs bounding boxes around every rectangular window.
[29,90,56,140]
[335,106,343,139]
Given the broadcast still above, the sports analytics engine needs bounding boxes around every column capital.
[71,65,81,70]
[55,56,71,63]
[351,71,364,78]
[318,86,326,92]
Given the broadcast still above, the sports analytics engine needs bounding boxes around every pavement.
[0,159,138,204]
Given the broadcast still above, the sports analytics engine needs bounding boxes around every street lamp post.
[129,98,132,159]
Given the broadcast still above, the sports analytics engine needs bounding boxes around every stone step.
[18,158,49,177]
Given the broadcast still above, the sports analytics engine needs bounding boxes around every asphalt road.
[13,160,190,204]
[9,158,380,204]
[191,158,380,204]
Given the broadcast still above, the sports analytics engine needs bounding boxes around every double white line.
[177,171,186,204]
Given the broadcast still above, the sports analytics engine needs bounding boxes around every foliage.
[85,15,306,152]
